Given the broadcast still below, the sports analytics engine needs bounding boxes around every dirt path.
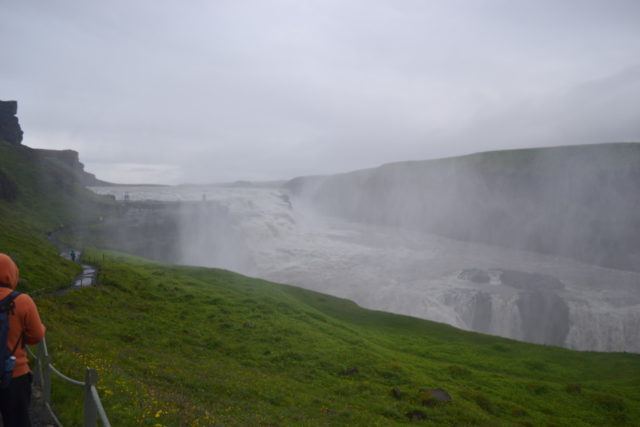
[47,227,99,290]
[29,386,58,427]
[53,250,98,296]
[0,384,57,427]
[24,239,99,426]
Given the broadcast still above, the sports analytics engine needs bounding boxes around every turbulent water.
[92,185,640,353]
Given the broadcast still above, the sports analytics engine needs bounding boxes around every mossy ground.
[0,207,79,293]
[0,140,110,293]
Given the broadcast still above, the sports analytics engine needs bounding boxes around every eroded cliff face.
[280,145,640,351]
[456,269,570,346]
[0,100,23,145]
[0,101,23,200]
[73,199,253,271]
[0,100,107,188]
[287,143,640,272]
[35,149,106,186]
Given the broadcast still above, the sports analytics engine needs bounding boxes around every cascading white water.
[92,185,640,353]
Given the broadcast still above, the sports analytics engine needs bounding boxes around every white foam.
[91,185,640,352]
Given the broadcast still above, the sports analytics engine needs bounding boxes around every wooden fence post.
[83,368,98,427]
[33,342,44,387]
[42,352,52,404]
[32,359,41,387]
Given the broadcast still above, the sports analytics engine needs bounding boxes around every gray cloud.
[1,0,639,183]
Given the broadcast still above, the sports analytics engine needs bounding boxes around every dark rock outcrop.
[0,100,108,186]
[497,269,570,345]
[405,409,428,421]
[390,387,403,399]
[469,291,493,333]
[0,100,23,145]
[340,367,359,376]
[458,268,571,345]
[516,290,570,346]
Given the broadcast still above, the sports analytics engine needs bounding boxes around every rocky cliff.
[0,100,108,186]
[0,100,23,145]
[288,143,640,272]
[35,149,108,186]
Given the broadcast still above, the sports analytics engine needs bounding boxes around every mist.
[292,143,640,271]
[91,143,640,353]
[4,0,639,352]
[2,0,640,183]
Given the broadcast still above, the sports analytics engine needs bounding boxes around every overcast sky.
[2,1,640,184]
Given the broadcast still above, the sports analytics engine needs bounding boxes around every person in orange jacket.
[0,253,46,427]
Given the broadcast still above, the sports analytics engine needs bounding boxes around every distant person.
[0,253,46,427]
[70,250,76,263]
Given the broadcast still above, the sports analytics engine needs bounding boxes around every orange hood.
[0,253,19,289]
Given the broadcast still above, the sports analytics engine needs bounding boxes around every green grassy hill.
[41,250,640,425]
[0,139,116,293]
[1,138,639,425]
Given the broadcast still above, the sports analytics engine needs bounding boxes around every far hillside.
[288,143,640,271]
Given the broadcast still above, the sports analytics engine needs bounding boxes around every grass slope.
[0,139,113,292]
[39,250,640,426]
[0,208,79,294]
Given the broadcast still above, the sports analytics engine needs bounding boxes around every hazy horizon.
[2,0,640,184]
[92,141,639,186]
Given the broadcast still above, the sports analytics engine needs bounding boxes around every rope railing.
[28,336,112,427]
[49,362,86,387]
[45,402,63,427]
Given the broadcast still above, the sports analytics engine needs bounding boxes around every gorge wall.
[0,100,23,145]
[91,180,640,352]
[287,143,640,272]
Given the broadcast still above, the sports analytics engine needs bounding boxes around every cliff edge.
[0,99,109,186]
[0,100,24,145]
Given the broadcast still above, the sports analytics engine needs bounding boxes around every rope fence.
[27,336,111,427]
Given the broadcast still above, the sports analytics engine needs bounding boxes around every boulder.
[390,387,403,400]
[420,388,452,406]
[342,366,359,377]
[405,409,427,421]
[340,367,359,376]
